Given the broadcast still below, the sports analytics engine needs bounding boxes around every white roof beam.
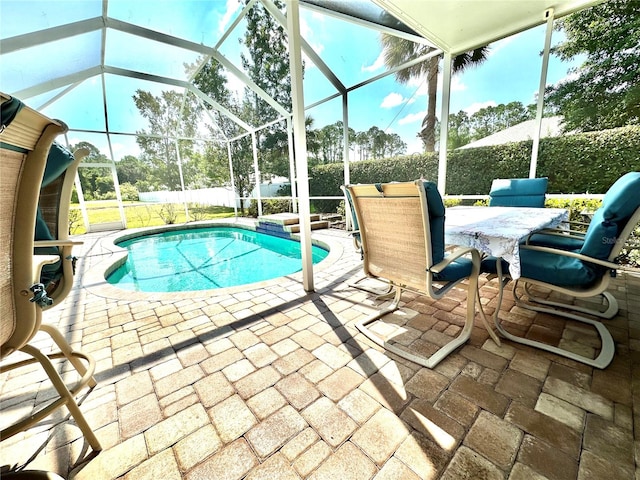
[347,48,441,93]
[214,0,258,51]
[300,1,432,46]
[261,0,345,94]
[12,66,103,99]
[102,65,253,132]
[105,17,290,118]
[0,17,104,54]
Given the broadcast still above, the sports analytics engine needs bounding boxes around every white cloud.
[218,0,242,34]
[362,51,386,73]
[398,111,426,125]
[380,92,405,109]
[464,100,497,115]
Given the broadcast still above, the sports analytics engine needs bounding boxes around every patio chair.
[523,173,639,252]
[340,185,362,252]
[341,184,394,297]
[483,171,640,369]
[346,180,497,368]
[0,93,101,451]
[35,142,86,307]
[489,177,548,207]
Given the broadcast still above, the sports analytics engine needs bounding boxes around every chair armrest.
[34,239,83,248]
[525,228,585,244]
[519,244,620,270]
[33,254,60,281]
[430,247,478,274]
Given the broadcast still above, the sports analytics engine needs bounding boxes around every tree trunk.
[419,57,439,152]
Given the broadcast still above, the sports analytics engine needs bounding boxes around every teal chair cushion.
[526,232,584,251]
[578,209,619,260]
[519,249,600,287]
[34,143,76,286]
[600,172,640,222]
[579,172,640,260]
[42,142,75,187]
[1,95,24,129]
[422,181,446,264]
[35,211,62,285]
[433,256,474,282]
[489,177,548,207]
[420,181,472,281]
[480,255,509,276]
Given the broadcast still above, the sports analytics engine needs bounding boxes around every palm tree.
[380,36,490,151]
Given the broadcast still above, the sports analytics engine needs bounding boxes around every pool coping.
[81,217,345,302]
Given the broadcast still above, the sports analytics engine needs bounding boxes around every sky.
[0,0,584,160]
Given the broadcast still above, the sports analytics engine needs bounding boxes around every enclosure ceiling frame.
[263,0,345,94]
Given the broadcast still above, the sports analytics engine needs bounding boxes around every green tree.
[469,101,533,140]
[383,132,407,157]
[547,0,640,131]
[380,36,490,152]
[115,155,151,186]
[71,141,111,200]
[241,0,295,179]
[193,55,256,212]
[133,90,199,190]
[447,111,472,149]
[318,122,346,163]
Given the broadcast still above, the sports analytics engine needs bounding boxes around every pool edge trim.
[82,218,343,301]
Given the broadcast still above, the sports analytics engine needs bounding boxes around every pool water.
[106,226,329,292]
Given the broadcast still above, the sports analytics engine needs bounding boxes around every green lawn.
[69,201,238,234]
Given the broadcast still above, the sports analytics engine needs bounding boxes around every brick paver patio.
[1,221,638,479]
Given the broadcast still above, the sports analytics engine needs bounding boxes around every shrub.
[130,204,152,227]
[119,182,139,202]
[68,208,82,234]
[188,203,208,221]
[307,125,640,213]
[247,198,292,217]
[158,203,179,224]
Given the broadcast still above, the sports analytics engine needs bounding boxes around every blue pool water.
[106,226,329,292]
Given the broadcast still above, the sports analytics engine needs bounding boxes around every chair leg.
[349,275,395,298]
[522,282,618,319]
[40,324,97,388]
[0,344,102,451]
[498,280,615,369]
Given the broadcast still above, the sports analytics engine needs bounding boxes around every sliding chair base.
[522,283,618,319]
[0,327,102,451]
[349,275,395,298]
[507,285,615,369]
[355,288,474,369]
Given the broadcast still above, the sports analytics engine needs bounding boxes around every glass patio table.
[444,206,570,279]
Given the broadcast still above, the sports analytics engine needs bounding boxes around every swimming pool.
[106,226,329,292]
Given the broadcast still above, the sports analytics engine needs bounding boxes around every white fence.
[138,182,289,207]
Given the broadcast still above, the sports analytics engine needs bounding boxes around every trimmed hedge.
[309,125,640,213]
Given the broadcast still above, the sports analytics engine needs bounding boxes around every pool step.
[256,213,329,238]
[257,213,321,225]
[283,221,329,233]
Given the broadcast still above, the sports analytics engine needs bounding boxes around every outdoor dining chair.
[482,171,640,368]
[0,93,101,452]
[488,177,548,207]
[35,142,87,307]
[346,180,496,368]
[341,184,394,297]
